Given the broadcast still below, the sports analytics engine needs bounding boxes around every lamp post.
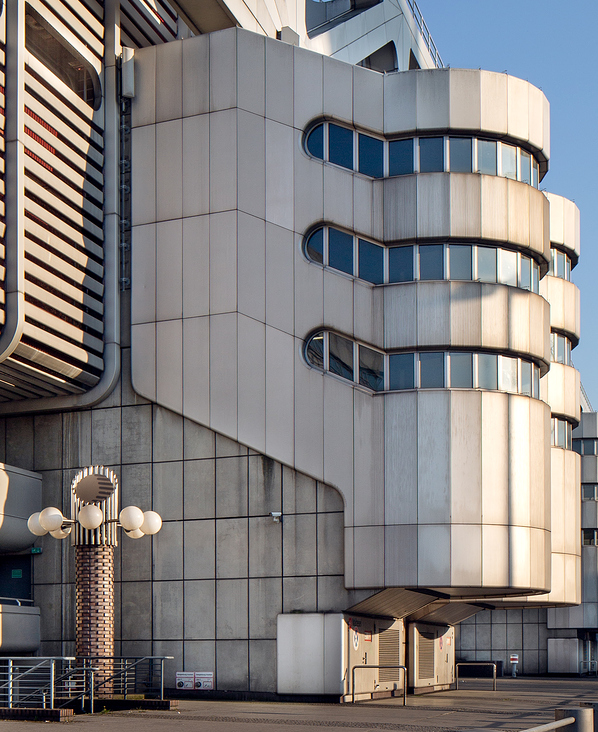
[27,466,161,694]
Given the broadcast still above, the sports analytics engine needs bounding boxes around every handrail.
[351,664,407,705]
[405,0,444,68]
[0,597,35,606]
[456,662,497,691]
[520,717,576,732]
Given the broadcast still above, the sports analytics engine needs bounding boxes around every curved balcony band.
[382,174,550,267]
[382,69,549,174]
[541,363,580,424]
[540,278,580,345]
[545,192,580,263]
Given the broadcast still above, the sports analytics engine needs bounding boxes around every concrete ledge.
[0,707,74,722]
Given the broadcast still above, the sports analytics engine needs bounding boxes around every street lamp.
[27,466,161,693]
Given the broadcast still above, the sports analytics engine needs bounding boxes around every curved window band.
[304,121,541,188]
[25,4,101,110]
[305,226,541,293]
[305,331,541,398]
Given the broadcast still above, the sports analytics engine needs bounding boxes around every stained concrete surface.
[3,678,598,730]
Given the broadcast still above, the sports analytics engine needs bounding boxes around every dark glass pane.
[583,529,595,546]
[389,353,415,390]
[359,134,383,178]
[305,332,324,369]
[329,124,353,170]
[478,353,498,390]
[520,256,531,290]
[329,333,354,381]
[450,352,473,388]
[388,246,414,282]
[449,138,472,173]
[500,249,517,287]
[557,335,565,364]
[389,139,414,176]
[583,439,597,456]
[555,251,565,279]
[521,361,532,396]
[532,159,539,188]
[520,150,531,184]
[502,144,517,180]
[359,346,384,391]
[306,124,324,159]
[358,240,384,284]
[25,6,99,108]
[557,420,565,448]
[533,365,540,398]
[420,352,444,388]
[583,485,595,501]
[419,244,444,280]
[477,247,497,283]
[532,261,539,292]
[478,139,497,175]
[305,228,324,264]
[419,137,444,173]
[449,244,472,280]
[572,439,582,455]
[328,228,354,275]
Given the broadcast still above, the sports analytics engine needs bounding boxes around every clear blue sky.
[420,0,598,407]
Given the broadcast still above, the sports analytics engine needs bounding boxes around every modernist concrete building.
[0,0,584,696]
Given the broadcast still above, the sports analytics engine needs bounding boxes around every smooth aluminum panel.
[480,71,508,138]
[353,64,383,132]
[481,391,509,525]
[451,524,482,587]
[418,523,450,587]
[237,315,266,453]
[383,176,417,241]
[131,44,156,127]
[293,245,324,341]
[238,110,266,219]
[416,174,450,238]
[450,391,482,524]
[449,281,482,347]
[323,269,354,336]
[294,134,324,235]
[182,216,210,318]
[131,125,156,226]
[323,56,353,123]
[237,30,265,117]
[131,224,156,326]
[449,174,481,238]
[238,213,266,323]
[155,39,182,123]
[209,211,238,315]
[209,313,238,439]
[156,119,183,223]
[156,219,183,322]
[353,526,385,587]
[353,390,384,526]
[323,377,354,521]
[265,224,294,335]
[540,277,580,343]
[416,68,449,130]
[209,109,238,214]
[353,176,375,240]
[131,322,156,402]
[545,192,580,259]
[507,75,529,144]
[294,362,325,487]
[449,69,481,131]
[383,71,416,134]
[182,114,210,217]
[182,316,210,426]
[265,326,295,466]
[156,319,183,414]
[417,391,450,524]
[266,119,294,230]
[293,46,323,130]
[480,175,508,243]
[182,35,210,117]
[323,164,354,232]
[209,29,238,112]
[508,397,531,528]
[384,525,418,586]
[265,38,293,125]
[385,392,418,525]
[541,363,580,423]
[482,524,509,587]
[507,180,530,250]
[416,282,450,348]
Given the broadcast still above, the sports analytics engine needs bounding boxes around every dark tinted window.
[306,124,324,159]
[328,228,353,275]
[305,332,324,369]
[389,246,414,283]
[521,361,532,396]
[420,352,444,388]
[389,353,415,390]
[329,124,353,170]
[305,229,324,264]
[358,240,384,284]
[520,256,531,290]
[419,137,444,173]
[477,247,497,283]
[25,6,100,109]
[478,353,498,390]
[419,244,443,280]
[520,151,531,185]
[449,138,472,173]
[449,244,472,280]
[389,139,414,176]
[329,333,353,380]
[450,352,473,388]
[359,134,383,178]
[478,140,497,175]
[502,144,517,180]
[359,346,384,391]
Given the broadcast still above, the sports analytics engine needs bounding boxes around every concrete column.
[555,707,593,732]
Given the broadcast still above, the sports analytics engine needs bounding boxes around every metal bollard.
[578,702,598,732]
[555,707,594,732]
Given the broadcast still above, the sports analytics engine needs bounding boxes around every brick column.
[75,545,114,694]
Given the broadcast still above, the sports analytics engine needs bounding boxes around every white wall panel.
[156,319,183,414]
[418,524,450,587]
[416,68,449,130]
[265,326,295,466]
[450,391,482,524]
[416,282,450,347]
[353,526,384,587]
[481,392,509,525]
[385,393,417,525]
[237,213,266,323]
[417,391,450,524]
[265,225,294,335]
[482,525,509,587]
[131,224,156,326]
[182,216,210,318]
[294,356,325,482]
[238,110,266,219]
[237,30,265,117]
[323,165,353,232]
[265,119,294,230]
[156,120,183,223]
[209,212,238,315]
[131,323,156,402]
[209,314,238,439]
[480,71,507,138]
[323,270,353,336]
[182,114,210,217]
[182,35,210,118]
[182,316,210,426]
[238,315,266,452]
[131,45,156,128]
[451,524,482,587]
[323,56,353,122]
[293,47,323,130]
[323,378,354,522]
[156,40,182,123]
[416,174,449,238]
[131,125,156,226]
[383,71,416,134]
[449,69,481,131]
[156,220,183,322]
[449,174,481,238]
[210,30,238,112]
[353,390,384,526]
[509,397,531,528]
[209,109,238,213]
[353,65,383,132]
[294,137,324,235]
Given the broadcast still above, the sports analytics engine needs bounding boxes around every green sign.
[31,547,42,555]
[11,569,22,579]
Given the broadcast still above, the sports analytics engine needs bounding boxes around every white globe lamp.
[119,505,144,531]
[140,511,162,535]
[27,512,48,536]
[50,526,72,539]
[124,528,144,539]
[78,504,103,530]
[39,507,64,533]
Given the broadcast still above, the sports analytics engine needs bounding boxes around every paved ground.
[3,678,598,729]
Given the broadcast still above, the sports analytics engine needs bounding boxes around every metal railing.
[351,664,407,705]
[0,656,173,713]
[522,718,576,732]
[406,0,443,68]
[456,662,497,691]
[579,660,597,675]
[0,597,35,607]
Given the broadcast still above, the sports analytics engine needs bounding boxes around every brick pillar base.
[75,545,114,696]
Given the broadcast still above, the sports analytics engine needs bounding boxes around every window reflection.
[478,353,498,390]
[419,244,444,280]
[420,352,444,388]
[359,134,383,178]
[389,353,415,390]
[389,139,414,176]
[389,246,413,283]
[328,228,353,275]
[305,229,324,264]
[359,346,384,391]
[305,332,324,369]
[419,137,444,173]
[478,139,497,175]
[520,150,531,185]
[359,240,384,284]
[449,244,472,280]
[449,138,472,173]
[501,144,517,180]
[306,124,324,159]
[329,333,354,380]
[329,124,353,170]
[450,352,473,388]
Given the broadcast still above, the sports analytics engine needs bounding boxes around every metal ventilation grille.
[379,628,401,683]
[0,0,105,400]
[120,0,178,48]
[418,631,435,680]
